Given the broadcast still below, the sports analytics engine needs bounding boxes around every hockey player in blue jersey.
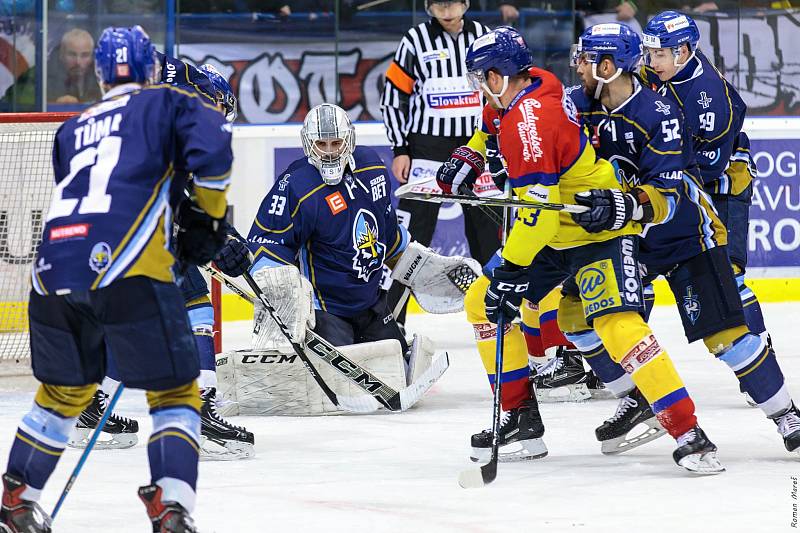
[0,26,231,533]
[568,22,800,457]
[247,103,412,353]
[640,12,774,402]
[69,54,255,460]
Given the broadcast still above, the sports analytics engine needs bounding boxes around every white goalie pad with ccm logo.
[251,265,315,353]
[215,334,439,416]
[390,241,482,313]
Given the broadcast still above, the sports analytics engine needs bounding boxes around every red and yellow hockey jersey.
[478,68,638,267]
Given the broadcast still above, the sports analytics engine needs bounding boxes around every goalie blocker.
[216,335,439,416]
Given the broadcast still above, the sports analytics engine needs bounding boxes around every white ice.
[1,304,799,532]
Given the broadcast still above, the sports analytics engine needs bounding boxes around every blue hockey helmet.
[198,63,238,123]
[642,11,700,53]
[95,25,158,88]
[571,23,642,73]
[465,27,533,108]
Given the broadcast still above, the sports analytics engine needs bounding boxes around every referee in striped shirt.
[381,0,502,324]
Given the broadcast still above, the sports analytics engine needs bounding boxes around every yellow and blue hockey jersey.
[247,146,409,317]
[33,83,232,295]
[567,78,726,266]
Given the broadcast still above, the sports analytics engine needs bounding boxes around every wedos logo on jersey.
[426,91,481,110]
[351,209,386,282]
[89,242,112,274]
[518,99,544,163]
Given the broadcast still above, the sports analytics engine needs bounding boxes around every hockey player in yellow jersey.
[436,26,723,473]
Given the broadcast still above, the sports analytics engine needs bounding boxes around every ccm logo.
[326,192,347,215]
[497,281,528,293]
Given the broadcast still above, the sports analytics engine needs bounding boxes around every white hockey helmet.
[301,103,356,186]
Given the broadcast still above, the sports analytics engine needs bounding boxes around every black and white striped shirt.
[381,17,489,156]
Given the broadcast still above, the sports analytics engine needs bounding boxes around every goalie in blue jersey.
[0,26,231,533]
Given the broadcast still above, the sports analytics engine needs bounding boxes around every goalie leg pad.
[390,241,482,314]
[217,340,407,416]
[251,265,315,352]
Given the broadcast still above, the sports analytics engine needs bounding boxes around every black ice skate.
[138,484,197,533]
[585,370,614,400]
[771,403,800,454]
[595,388,667,455]
[532,347,591,403]
[0,472,52,533]
[673,425,725,474]
[470,398,547,463]
[68,389,138,450]
[199,388,255,461]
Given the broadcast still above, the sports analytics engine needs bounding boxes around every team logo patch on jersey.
[351,209,386,282]
[697,91,713,109]
[577,260,621,317]
[683,285,701,325]
[655,101,671,115]
[326,191,348,215]
[609,155,640,189]
[89,242,112,274]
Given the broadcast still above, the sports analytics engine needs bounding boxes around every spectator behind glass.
[47,28,101,104]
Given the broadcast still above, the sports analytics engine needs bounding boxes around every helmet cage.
[301,104,356,186]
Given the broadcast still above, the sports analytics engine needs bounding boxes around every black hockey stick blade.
[458,459,498,489]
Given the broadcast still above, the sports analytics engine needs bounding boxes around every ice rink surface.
[1,303,799,532]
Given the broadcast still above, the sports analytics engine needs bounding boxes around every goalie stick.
[203,266,449,412]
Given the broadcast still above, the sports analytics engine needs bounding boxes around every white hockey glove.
[390,241,482,314]
[251,265,315,353]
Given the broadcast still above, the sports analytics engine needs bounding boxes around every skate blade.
[68,428,138,450]
[588,388,615,400]
[600,419,667,455]
[678,451,725,475]
[535,384,591,403]
[199,436,255,461]
[470,438,548,463]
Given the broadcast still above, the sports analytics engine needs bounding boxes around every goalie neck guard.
[301,103,356,186]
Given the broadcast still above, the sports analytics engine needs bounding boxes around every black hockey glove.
[485,135,508,190]
[436,145,485,195]
[485,262,529,324]
[571,188,645,233]
[174,201,227,267]
[213,231,252,277]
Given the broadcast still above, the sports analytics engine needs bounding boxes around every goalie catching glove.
[436,146,485,195]
[251,265,315,352]
[571,188,652,233]
[390,241,482,313]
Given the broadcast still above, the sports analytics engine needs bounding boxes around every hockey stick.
[397,188,589,214]
[204,266,448,412]
[458,313,505,488]
[395,176,504,226]
[458,180,514,489]
[52,384,125,520]
[237,270,381,414]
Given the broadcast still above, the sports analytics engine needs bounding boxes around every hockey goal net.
[0,112,225,379]
[0,113,75,377]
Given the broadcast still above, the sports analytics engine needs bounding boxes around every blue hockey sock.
[718,333,790,417]
[148,406,200,512]
[187,302,216,390]
[564,329,633,397]
[736,273,767,336]
[7,403,75,501]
